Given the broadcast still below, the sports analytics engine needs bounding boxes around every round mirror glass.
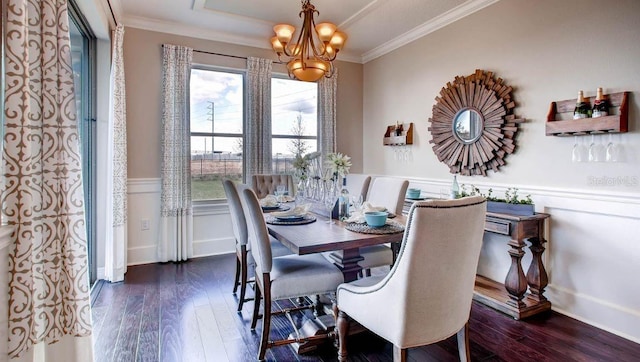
[453,108,484,144]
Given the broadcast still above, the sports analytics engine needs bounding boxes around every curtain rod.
[106,0,118,26]
[160,45,287,64]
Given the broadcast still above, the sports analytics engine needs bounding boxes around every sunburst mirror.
[428,69,525,176]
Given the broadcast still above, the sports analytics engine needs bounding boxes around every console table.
[476,212,551,320]
[403,200,551,320]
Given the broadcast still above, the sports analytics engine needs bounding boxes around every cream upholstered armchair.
[335,196,487,362]
[358,177,409,275]
[222,180,291,312]
[240,188,344,360]
[345,174,371,200]
[251,174,295,198]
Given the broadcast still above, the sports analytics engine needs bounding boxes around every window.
[190,68,244,200]
[271,77,318,174]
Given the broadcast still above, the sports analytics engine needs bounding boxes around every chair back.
[240,188,273,274]
[366,177,409,215]
[345,174,371,200]
[222,180,248,247]
[251,174,294,199]
[385,196,486,347]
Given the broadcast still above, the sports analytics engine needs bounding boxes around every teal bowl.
[406,188,421,199]
[364,211,387,227]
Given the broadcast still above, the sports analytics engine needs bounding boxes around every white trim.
[96,267,105,281]
[192,237,235,258]
[128,177,162,194]
[193,202,230,217]
[361,0,500,63]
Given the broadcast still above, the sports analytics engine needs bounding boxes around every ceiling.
[110,0,499,63]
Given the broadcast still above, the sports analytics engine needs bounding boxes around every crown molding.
[361,0,500,63]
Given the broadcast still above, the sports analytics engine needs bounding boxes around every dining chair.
[251,174,295,198]
[335,196,487,362]
[240,188,344,360]
[358,177,409,275]
[345,174,372,200]
[222,179,291,312]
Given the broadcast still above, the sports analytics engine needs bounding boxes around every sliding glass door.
[68,1,97,286]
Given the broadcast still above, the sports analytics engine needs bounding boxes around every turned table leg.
[526,234,549,303]
[505,237,527,309]
[328,248,364,282]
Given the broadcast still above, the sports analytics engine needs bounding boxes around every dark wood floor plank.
[91,254,640,362]
[93,282,130,362]
[136,280,161,362]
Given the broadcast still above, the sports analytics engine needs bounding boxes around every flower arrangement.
[324,152,352,179]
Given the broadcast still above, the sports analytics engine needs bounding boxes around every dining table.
[266,210,406,282]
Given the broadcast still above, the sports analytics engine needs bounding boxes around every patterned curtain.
[2,0,93,360]
[245,57,273,181]
[104,24,128,282]
[318,68,338,158]
[158,44,193,262]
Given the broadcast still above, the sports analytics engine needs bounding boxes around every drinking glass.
[606,133,621,162]
[351,194,363,214]
[571,135,587,163]
[324,193,337,224]
[275,184,286,202]
[588,134,605,162]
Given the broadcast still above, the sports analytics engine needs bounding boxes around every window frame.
[270,74,319,175]
[190,65,246,204]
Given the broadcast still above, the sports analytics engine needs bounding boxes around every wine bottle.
[339,178,350,221]
[592,87,609,118]
[395,121,403,137]
[450,175,459,199]
[573,90,590,119]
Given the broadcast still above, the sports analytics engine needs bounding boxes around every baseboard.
[549,284,640,344]
[127,237,235,266]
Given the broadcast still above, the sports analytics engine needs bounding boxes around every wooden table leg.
[328,248,364,282]
[505,237,527,309]
[526,234,549,303]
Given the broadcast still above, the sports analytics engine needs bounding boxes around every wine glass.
[606,133,621,162]
[588,134,605,162]
[275,184,286,202]
[351,194,363,214]
[323,191,337,224]
[571,136,587,163]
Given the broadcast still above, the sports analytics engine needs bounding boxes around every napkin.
[345,202,388,223]
[260,195,279,207]
[271,203,310,218]
[278,195,295,203]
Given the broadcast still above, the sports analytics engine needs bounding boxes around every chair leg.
[237,248,249,311]
[457,322,470,362]
[258,277,272,361]
[251,282,262,330]
[336,309,350,362]
[232,249,241,294]
[365,269,372,277]
[392,345,407,362]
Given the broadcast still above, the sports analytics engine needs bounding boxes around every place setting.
[259,194,291,213]
[265,203,316,225]
[343,201,404,235]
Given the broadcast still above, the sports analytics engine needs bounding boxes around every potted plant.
[459,185,535,216]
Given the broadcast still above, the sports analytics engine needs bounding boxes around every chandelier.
[271,0,347,82]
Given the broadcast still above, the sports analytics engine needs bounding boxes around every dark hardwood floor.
[91,254,640,362]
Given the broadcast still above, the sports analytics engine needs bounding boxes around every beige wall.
[123,28,363,178]
[363,0,640,194]
[361,0,640,342]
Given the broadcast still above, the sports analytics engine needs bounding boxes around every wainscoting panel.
[402,176,640,343]
[127,178,235,266]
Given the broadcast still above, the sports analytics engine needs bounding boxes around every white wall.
[362,0,640,343]
[126,179,235,266]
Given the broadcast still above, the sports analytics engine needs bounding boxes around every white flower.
[324,152,352,178]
